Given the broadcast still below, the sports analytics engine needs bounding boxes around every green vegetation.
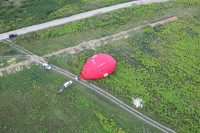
[0,41,19,56]
[1,0,200,132]
[96,112,125,133]
[14,0,200,56]
[46,5,200,132]
[0,64,159,132]
[0,41,27,68]
[0,0,134,33]
[0,58,26,69]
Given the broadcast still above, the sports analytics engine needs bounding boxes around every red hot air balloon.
[80,54,116,79]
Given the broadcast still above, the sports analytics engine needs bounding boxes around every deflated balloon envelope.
[80,54,116,79]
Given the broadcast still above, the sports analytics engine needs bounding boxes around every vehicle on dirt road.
[43,63,51,69]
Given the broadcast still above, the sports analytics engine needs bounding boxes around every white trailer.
[58,80,73,94]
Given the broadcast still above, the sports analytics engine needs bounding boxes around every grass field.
[1,0,200,132]
[0,64,160,132]
[0,41,21,56]
[0,0,134,33]
[46,15,200,132]
[13,0,200,56]
[0,41,27,68]
[37,1,200,132]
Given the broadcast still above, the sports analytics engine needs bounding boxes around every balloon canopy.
[80,54,116,79]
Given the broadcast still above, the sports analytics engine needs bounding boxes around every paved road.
[0,0,171,40]
[2,39,176,133]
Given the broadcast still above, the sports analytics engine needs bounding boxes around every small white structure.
[43,63,51,70]
[63,80,73,88]
[132,97,143,108]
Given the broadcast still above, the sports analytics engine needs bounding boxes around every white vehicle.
[63,80,73,88]
[43,63,51,70]
[58,81,73,94]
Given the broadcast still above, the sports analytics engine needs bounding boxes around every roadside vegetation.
[0,0,134,33]
[0,64,159,132]
[0,41,26,68]
[14,0,200,56]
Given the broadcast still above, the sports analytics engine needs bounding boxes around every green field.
[1,0,200,132]
[37,1,200,132]
[0,41,27,68]
[0,41,20,56]
[46,15,200,133]
[0,0,134,33]
[13,0,200,56]
[0,64,160,132]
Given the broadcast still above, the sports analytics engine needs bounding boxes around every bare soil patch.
[43,16,178,58]
[0,59,33,76]
[0,16,178,76]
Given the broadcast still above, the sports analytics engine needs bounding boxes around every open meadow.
[0,0,200,132]
[46,15,200,132]
[0,64,159,132]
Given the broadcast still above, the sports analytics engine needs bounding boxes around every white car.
[63,80,73,88]
[43,63,51,70]
[58,81,73,94]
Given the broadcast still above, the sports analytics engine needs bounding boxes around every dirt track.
[43,16,178,57]
[0,37,176,133]
[0,59,33,76]
[0,16,178,76]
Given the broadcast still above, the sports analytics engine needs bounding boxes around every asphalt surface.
[0,0,171,40]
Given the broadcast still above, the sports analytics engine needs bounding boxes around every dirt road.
[0,0,171,40]
[0,39,176,133]
[43,16,178,57]
[0,16,178,76]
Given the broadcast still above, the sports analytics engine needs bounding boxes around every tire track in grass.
[0,39,176,133]
[43,16,178,58]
